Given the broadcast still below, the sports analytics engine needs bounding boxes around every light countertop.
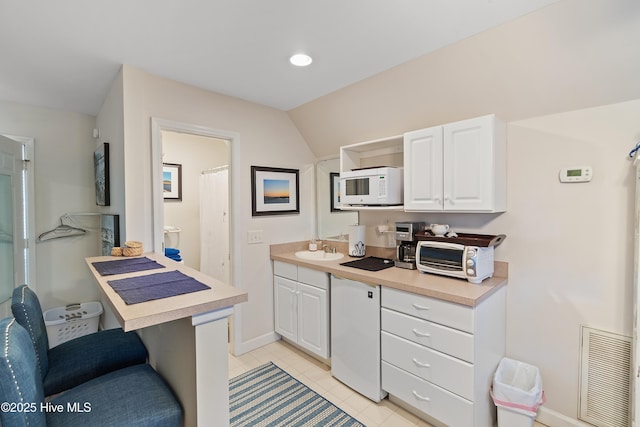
[270,242,507,307]
[85,252,248,332]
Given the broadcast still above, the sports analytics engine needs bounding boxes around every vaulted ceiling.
[0,0,558,115]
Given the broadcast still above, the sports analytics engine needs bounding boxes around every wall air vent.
[579,326,631,427]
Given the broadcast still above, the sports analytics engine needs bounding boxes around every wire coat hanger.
[37,216,88,242]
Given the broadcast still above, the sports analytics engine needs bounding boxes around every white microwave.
[340,167,403,206]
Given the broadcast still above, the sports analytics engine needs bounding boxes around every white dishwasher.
[330,275,387,402]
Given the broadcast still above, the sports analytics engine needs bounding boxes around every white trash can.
[491,357,545,427]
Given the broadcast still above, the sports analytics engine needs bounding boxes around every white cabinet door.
[274,267,330,360]
[297,282,329,359]
[444,115,497,211]
[403,115,506,212]
[274,276,297,342]
[404,126,443,211]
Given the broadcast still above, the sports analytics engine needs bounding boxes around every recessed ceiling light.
[289,53,313,67]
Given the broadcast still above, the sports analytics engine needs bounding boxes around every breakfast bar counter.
[270,243,507,307]
[86,252,247,332]
[86,252,248,427]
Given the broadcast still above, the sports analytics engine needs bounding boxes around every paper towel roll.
[349,225,366,257]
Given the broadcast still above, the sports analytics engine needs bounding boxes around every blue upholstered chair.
[0,317,182,427]
[11,284,148,396]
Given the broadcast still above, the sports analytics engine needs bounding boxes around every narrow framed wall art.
[163,163,182,201]
[94,142,110,206]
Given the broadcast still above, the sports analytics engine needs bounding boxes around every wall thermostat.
[559,166,592,183]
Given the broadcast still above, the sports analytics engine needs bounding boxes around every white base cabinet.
[381,286,506,427]
[273,261,330,359]
[404,114,506,212]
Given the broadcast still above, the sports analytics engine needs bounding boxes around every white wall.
[357,99,640,423]
[0,100,100,309]
[289,0,640,158]
[97,65,316,352]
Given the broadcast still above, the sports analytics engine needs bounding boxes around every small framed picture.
[251,166,300,216]
[94,142,110,206]
[330,172,342,212]
[163,163,182,201]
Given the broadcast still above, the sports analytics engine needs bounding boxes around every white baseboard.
[536,407,592,427]
[231,331,278,356]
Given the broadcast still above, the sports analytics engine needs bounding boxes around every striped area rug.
[229,362,366,427]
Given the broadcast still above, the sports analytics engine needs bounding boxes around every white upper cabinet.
[403,125,444,211]
[404,115,506,212]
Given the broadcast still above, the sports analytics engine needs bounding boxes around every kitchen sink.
[295,250,344,261]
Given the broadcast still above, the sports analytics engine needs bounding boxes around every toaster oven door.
[417,242,465,273]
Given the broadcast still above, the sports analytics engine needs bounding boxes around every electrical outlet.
[247,230,263,244]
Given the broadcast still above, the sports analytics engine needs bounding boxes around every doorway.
[150,118,242,354]
[161,130,229,281]
[0,134,35,318]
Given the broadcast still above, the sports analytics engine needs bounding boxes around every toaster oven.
[416,240,494,284]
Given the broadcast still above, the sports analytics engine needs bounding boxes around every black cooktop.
[340,256,395,272]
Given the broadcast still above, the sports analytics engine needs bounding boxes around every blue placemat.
[92,257,165,276]
[107,270,210,304]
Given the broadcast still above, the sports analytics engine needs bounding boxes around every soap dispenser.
[309,237,318,252]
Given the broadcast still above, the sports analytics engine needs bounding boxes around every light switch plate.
[247,230,263,244]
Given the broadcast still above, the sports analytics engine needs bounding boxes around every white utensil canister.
[348,225,366,257]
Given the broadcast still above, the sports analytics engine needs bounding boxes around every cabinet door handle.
[412,303,430,310]
[412,390,431,401]
[412,358,431,368]
[412,328,431,338]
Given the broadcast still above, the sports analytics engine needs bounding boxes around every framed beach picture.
[330,172,342,212]
[251,166,300,216]
[163,163,182,201]
[100,214,120,256]
[94,142,110,206]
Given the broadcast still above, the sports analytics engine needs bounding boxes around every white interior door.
[200,168,230,284]
[0,135,32,315]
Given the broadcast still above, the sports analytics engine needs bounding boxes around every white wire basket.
[43,302,103,348]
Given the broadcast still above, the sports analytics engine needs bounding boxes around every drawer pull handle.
[412,390,431,401]
[412,303,430,310]
[412,358,431,368]
[412,328,431,338]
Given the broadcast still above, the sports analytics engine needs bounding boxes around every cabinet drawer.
[298,266,329,290]
[382,287,474,333]
[382,308,474,363]
[382,332,473,400]
[274,261,298,281]
[382,362,473,427]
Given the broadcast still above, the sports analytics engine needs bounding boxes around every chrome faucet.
[323,244,336,254]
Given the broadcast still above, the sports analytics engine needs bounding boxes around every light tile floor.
[229,340,547,427]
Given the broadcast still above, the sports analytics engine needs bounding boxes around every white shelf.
[338,205,404,211]
[340,135,403,173]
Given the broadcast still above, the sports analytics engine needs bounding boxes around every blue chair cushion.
[47,364,182,427]
[11,284,50,380]
[11,285,149,396]
[44,328,148,396]
[0,317,46,427]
